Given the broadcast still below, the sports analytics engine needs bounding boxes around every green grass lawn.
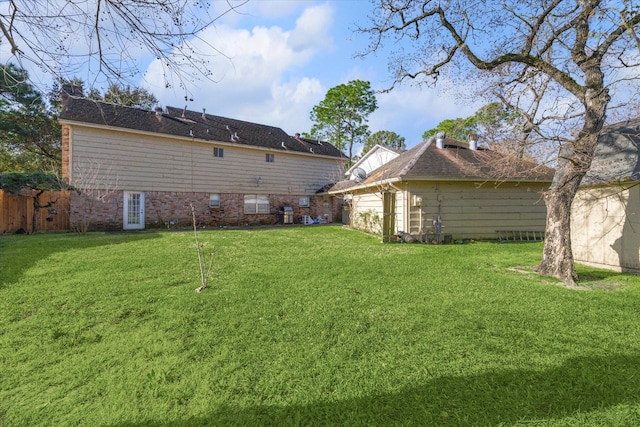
[2,226,640,426]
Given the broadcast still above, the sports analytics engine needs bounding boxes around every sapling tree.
[68,158,119,233]
[190,203,215,293]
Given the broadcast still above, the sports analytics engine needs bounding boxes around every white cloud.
[367,84,483,146]
[142,2,335,134]
[289,4,334,51]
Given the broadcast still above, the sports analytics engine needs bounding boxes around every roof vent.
[468,133,479,150]
[281,141,287,149]
[202,108,206,120]
[154,107,163,115]
[436,131,446,149]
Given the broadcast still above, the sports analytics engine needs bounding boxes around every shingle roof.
[329,137,554,193]
[581,119,640,186]
[59,94,346,159]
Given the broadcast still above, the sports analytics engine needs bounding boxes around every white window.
[209,194,220,208]
[244,195,270,214]
[299,196,310,207]
[266,153,274,163]
[213,147,224,158]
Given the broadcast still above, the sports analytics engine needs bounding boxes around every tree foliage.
[423,117,479,142]
[423,102,541,159]
[307,80,378,164]
[0,171,71,233]
[360,0,640,285]
[361,130,406,157]
[0,171,63,194]
[88,84,159,110]
[0,64,61,172]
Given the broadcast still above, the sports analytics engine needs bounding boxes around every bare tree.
[359,0,640,286]
[69,157,119,233]
[0,0,246,88]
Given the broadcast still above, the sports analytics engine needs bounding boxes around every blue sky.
[1,0,484,153]
[139,0,484,152]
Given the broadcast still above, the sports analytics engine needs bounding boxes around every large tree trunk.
[535,106,606,285]
[535,172,584,287]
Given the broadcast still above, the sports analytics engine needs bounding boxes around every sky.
[1,0,485,154]
[139,0,484,153]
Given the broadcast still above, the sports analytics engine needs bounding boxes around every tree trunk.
[535,115,603,286]
[535,173,584,287]
[31,190,45,234]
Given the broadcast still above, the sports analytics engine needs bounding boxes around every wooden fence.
[0,190,70,234]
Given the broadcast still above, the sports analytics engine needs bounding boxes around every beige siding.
[350,192,384,234]
[406,181,547,239]
[68,126,344,194]
[572,185,640,273]
[349,189,405,236]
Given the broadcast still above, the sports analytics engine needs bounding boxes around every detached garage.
[572,119,640,273]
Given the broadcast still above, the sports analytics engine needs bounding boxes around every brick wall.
[70,190,343,231]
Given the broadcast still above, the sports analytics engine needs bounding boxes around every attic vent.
[436,131,446,149]
[468,133,479,150]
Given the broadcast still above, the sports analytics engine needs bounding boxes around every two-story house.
[59,87,346,231]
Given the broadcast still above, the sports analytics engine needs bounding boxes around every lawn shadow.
[0,231,161,289]
[112,354,640,426]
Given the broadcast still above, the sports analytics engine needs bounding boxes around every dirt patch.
[507,266,624,290]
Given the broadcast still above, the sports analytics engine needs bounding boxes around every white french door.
[123,192,145,230]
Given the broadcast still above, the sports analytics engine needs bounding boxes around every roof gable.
[345,144,404,178]
[59,95,346,159]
